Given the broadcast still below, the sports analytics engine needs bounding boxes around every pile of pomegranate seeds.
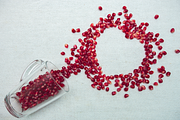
[59,6,173,98]
[16,70,65,111]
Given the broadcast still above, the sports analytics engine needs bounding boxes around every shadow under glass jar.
[4,59,69,118]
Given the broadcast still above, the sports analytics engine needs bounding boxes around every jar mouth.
[45,61,69,93]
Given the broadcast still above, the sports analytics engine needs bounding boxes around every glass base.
[4,95,22,118]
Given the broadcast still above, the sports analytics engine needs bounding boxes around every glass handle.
[20,59,44,82]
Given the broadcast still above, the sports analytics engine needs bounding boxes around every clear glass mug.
[4,59,69,118]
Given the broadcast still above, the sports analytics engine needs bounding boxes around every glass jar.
[4,59,69,118]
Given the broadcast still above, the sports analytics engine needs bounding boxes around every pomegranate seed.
[118,12,122,16]
[91,84,95,88]
[72,28,76,33]
[98,6,102,11]
[76,28,80,32]
[158,74,164,78]
[69,57,73,60]
[122,6,127,10]
[105,87,109,92]
[112,13,116,16]
[175,49,180,54]
[149,85,153,90]
[16,92,21,97]
[149,71,154,75]
[158,79,163,83]
[157,53,162,59]
[117,88,121,92]
[115,79,120,83]
[73,45,77,49]
[162,51,167,55]
[124,94,129,98]
[145,22,149,26]
[112,91,116,96]
[155,42,160,46]
[138,86,142,91]
[61,52,65,55]
[158,46,163,50]
[145,80,149,84]
[159,38,164,43]
[154,14,159,19]
[152,59,157,64]
[124,87,129,92]
[141,85,146,90]
[155,33,159,37]
[65,44,69,48]
[130,85,135,89]
[153,82,158,86]
[97,86,101,90]
[170,28,175,33]
[166,72,171,77]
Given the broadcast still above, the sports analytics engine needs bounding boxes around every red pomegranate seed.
[105,87,109,92]
[155,42,160,46]
[157,53,162,59]
[175,49,180,54]
[145,80,149,84]
[76,28,80,32]
[112,91,116,96]
[73,45,77,49]
[166,72,171,77]
[149,71,154,75]
[69,57,73,60]
[91,84,95,88]
[98,6,102,11]
[72,28,76,33]
[159,38,164,43]
[112,13,116,16]
[65,44,69,48]
[61,52,65,55]
[141,85,146,90]
[158,46,163,50]
[115,79,120,83]
[118,12,122,16]
[124,87,129,92]
[117,88,121,92]
[122,6,127,10]
[130,85,135,89]
[153,82,158,86]
[149,85,153,90]
[158,79,163,83]
[155,33,160,37]
[145,22,149,26]
[162,51,167,55]
[124,94,129,98]
[170,28,175,33]
[138,86,142,91]
[154,14,159,19]
[158,74,164,78]
[152,59,157,64]
[16,92,21,97]
[97,86,101,90]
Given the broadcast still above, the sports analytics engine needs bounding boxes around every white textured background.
[0,0,180,120]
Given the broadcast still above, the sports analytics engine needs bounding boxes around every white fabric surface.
[0,0,180,120]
